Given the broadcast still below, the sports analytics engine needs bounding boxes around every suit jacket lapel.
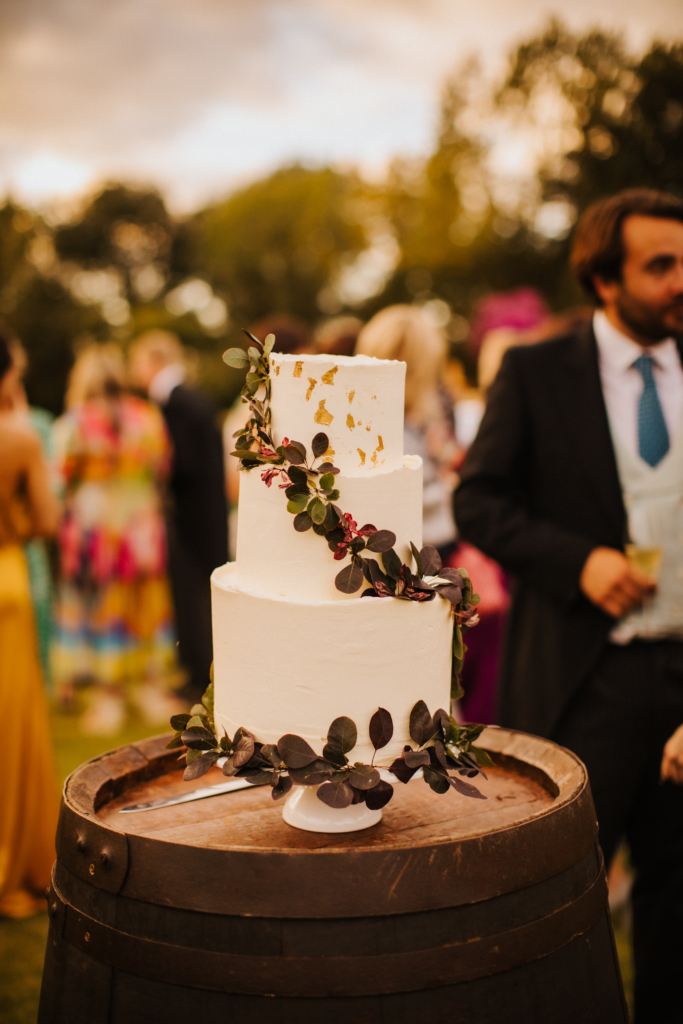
[561,322,626,544]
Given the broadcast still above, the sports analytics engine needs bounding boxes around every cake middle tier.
[234,455,423,601]
[212,563,453,765]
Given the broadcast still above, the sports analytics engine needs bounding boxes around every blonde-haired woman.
[355,305,457,558]
[53,343,177,733]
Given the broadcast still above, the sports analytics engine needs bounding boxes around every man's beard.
[616,287,683,344]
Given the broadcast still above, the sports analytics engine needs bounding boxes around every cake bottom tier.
[211,563,453,765]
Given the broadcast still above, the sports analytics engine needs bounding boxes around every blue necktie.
[632,353,669,467]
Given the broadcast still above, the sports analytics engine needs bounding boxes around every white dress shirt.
[148,363,186,406]
[593,310,683,455]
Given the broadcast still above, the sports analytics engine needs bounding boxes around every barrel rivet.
[89,863,95,875]
[84,932,90,942]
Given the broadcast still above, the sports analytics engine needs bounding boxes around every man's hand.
[580,547,656,618]
[661,725,683,784]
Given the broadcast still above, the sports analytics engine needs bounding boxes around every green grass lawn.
[1,709,635,1024]
[0,706,163,1024]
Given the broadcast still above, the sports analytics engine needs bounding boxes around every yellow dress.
[0,543,59,917]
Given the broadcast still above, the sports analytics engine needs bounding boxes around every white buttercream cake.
[211,352,453,765]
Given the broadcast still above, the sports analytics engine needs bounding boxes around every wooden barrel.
[38,728,628,1024]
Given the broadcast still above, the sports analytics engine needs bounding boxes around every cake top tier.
[269,353,406,475]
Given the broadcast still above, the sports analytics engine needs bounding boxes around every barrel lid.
[58,728,596,918]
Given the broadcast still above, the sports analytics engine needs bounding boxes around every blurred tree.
[189,164,368,329]
[0,200,105,414]
[54,183,190,307]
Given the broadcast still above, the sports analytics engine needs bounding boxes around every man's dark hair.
[570,189,683,304]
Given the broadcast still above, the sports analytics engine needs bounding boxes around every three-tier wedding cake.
[211,352,453,767]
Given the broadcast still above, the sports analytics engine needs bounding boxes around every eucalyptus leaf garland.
[168,681,494,808]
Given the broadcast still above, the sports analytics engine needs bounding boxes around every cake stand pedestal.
[282,783,382,832]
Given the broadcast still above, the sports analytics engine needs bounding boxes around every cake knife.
[119,777,263,813]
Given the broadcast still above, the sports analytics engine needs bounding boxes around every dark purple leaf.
[294,511,313,532]
[183,751,220,781]
[351,788,367,804]
[435,585,462,604]
[357,523,377,537]
[423,766,450,794]
[317,463,340,475]
[381,548,402,581]
[420,545,442,576]
[369,707,394,750]
[285,482,310,498]
[348,765,380,790]
[181,726,216,751]
[360,587,378,598]
[366,557,391,592]
[432,708,452,742]
[277,733,319,768]
[312,521,327,536]
[283,444,305,465]
[323,503,340,531]
[271,775,293,801]
[312,432,329,458]
[449,775,487,800]
[327,526,345,550]
[327,716,357,754]
[335,561,364,594]
[170,713,191,731]
[287,466,308,485]
[433,740,450,769]
[260,743,281,767]
[232,734,255,768]
[317,780,355,808]
[435,568,464,587]
[365,530,397,553]
[409,700,436,746]
[288,760,336,785]
[348,537,366,556]
[388,752,419,784]
[241,769,273,785]
[404,748,431,769]
[322,744,348,767]
[410,541,423,575]
[365,780,394,809]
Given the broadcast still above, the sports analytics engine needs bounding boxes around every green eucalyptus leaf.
[287,493,310,515]
[170,714,191,732]
[308,497,326,525]
[223,348,249,368]
[319,473,335,490]
[166,733,184,750]
[263,333,276,356]
[325,488,340,502]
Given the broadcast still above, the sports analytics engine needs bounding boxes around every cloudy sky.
[1,0,681,213]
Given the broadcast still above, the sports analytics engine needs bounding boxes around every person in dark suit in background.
[453,189,683,1023]
[130,331,228,704]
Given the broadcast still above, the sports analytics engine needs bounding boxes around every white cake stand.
[282,769,413,833]
[283,784,382,832]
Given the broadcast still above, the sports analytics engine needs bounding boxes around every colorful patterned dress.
[52,395,176,691]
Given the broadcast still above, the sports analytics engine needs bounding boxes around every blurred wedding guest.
[223,314,312,559]
[454,189,683,1021]
[130,331,227,704]
[355,305,458,560]
[0,331,60,917]
[0,324,56,685]
[314,316,362,358]
[52,343,177,733]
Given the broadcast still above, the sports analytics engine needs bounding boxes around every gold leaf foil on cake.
[321,366,338,385]
[348,390,355,404]
[306,378,317,401]
[357,448,366,465]
[293,361,303,377]
[314,400,334,425]
[371,435,384,465]
[346,414,355,430]
[275,365,280,375]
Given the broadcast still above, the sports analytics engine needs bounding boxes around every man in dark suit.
[131,331,228,704]
[453,189,683,1022]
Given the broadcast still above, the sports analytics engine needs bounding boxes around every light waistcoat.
[608,419,683,643]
